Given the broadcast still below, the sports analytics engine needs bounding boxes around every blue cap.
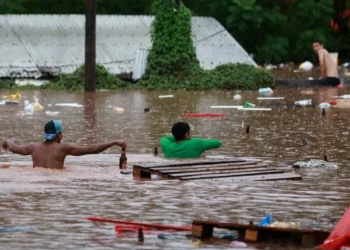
[43,120,63,140]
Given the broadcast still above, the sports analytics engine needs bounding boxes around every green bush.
[140,63,274,90]
[42,64,127,91]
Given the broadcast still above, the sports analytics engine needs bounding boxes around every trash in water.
[308,77,314,80]
[238,107,271,111]
[337,95,350,99]
[258,87,273,94]
[55,103,83,107]
[292,159,338,169]
[157,233,187,240]
[25,98,44,112]
[299,61,313,71]
[33,98,44,110]
[113,107,125,113]
[243,102,256,108]
[233,94,242,100]
[211,105,243,109]
[159,95,174,98]
[295,99,312,106]
[5,101,19,105]
[45,111,60,116]
[259,213,275,226]
[268,221,299,229]
[329,100,337,105]
[0,226,36,232]
[219,233,236,240]
[229,241,248,248]
[0,100,6,105]
[318,103,331,109]
[3,92,21,99]
[257,97,284,100]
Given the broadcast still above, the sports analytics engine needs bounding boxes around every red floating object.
[318,206,350,250]
[184,113,227,118]
[329,100,337,105]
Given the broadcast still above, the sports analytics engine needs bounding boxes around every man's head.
[171,122,191,141]
[43,120,63,143]
[312,40,324,53]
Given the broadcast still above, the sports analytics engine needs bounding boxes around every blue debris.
[258,214,275,226]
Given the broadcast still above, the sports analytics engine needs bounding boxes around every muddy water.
[1,87,350,249]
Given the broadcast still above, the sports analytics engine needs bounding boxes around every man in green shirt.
[160,122,222,158]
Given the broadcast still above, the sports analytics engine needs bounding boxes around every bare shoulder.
[319,48,328,55]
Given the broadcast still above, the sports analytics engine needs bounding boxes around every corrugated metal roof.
[132,49,149,81]
[0,15,256,78]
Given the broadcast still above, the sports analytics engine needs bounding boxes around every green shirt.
[160,135,222,159]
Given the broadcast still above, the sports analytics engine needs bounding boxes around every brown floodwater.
[1,87,350,249]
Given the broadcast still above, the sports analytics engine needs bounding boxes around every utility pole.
[85,0,96,91]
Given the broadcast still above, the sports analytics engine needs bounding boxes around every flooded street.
[1,87,350,249]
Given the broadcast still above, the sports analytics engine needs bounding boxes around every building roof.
[0,15,256,79]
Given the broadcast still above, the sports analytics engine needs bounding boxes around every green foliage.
[285,0,334,61]
[140,0,273,90]
[140,63,274,90]
[226,0,287,64]
[145,0,201,77]
[43,64,127,91]
[255,36,289,64]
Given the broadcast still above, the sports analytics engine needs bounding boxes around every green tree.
[225,0,287,64]
[285,0,334,61]
[145,0,200,77]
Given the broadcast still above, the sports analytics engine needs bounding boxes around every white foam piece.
[55,103,83,107]
[210,105,243,109]
[238,107,272,111]
[158,95,174,98]
[257,97,285,100]
[0,100,6,105]
[45,111,60,116]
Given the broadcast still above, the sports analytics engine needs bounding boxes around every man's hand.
[2,140,9,151]
[115,141,127,148]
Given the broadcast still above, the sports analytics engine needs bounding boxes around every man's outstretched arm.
[63,141,126,156]
[2,140,34,155]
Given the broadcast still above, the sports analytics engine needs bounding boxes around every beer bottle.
[119,146,127,170]
[154,146,158,157]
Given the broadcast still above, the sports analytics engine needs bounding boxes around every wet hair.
[171,122,190,141]
[312,40,323,45]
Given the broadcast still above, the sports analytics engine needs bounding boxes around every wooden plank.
[180,173,302,181]
[160,164,267,174]
[167,167,272,179]
[192,220,329,246]
[178,170,285,180]
[149,161,260,171]
[133,159,248,169]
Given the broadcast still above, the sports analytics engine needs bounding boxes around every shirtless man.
[2,120,126,169]
[312,40,340,86]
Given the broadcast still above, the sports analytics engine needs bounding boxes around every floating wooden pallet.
[133,158,302,181]
[192,220,329,247]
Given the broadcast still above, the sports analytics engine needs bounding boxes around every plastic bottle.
[119,147,127,170]
[243,102,256,108]
[258,87,273,94]
[295,99,312,106]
